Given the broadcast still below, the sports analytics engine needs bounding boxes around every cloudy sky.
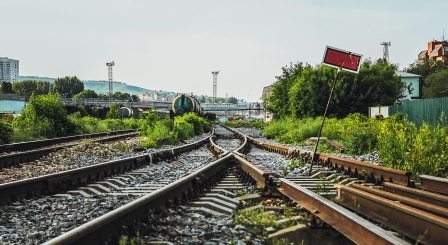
[1,0,447,102]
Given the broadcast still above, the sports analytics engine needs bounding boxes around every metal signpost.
[308,46,362,176]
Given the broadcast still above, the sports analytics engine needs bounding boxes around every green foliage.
[263,118,320,144]
[140,119,178,148]
[174,116,195,140]
[406,59,448,84]
[182,112,211,135]
[113,91,132,101]
[227,96,238,104]
[13,93,76,140]
[139,111,210,148]
[223,119,265,129]
[422,69,448,98]
[268,59,405,119]
[77,105,89,117]
[234,206,299,238]
[283,159,306,176]
[106,104,121,119]
[265,113,448,178]
[1,82,13,94]
[73,89,98,99]
[0,118,13,144]
[12,80,51,95]
[51,76,84,98]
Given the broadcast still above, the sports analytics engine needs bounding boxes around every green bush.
[182,113,211,135]
[174,117,195,140]
[224,119,265,129]
[0,118,13,144]
[141,119,178,147]
[13,93,76,140]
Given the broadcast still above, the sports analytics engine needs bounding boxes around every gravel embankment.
[0,133,210,184]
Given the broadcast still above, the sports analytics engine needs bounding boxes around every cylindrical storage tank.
[172,94,194,116]
[120,107,133,118]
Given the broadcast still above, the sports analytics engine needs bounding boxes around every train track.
[0,129,139,171]
[1,125,447,244]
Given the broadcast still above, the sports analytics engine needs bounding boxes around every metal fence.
[388,97,448,127]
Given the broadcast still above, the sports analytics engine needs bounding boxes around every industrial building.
[0,57,19,83]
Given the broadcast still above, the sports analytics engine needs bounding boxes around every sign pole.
[308,67,341,176]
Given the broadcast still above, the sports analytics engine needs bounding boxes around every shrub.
[0,118,13,144]
[13,93,76,139]
[174,117,195,140]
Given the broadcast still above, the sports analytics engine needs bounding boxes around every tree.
[73,89,98,99]
[106,104,120,119]
[267,62,308,119]
[1,82,13,94]
[423,69,448,98]
[51,76,84,98]
[269,59,405,119]
[113,92,132,101]
[406,59,448,82]
[227,96,238,104]
[98,93,109,100]
[131,95,140,102]
[0,118,13,144]
[12,80,51,95]
[13,93,76,138]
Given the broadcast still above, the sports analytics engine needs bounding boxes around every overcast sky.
[1,0,447,102]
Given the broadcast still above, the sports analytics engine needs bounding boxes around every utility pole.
[212,71,219,104]
[380,42,391,63]
[106,61,115,104]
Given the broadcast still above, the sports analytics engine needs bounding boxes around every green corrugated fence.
[388,97,448,127]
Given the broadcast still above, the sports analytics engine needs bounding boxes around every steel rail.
[0,129,136,154]
[232,153,270,188]
[209,136,230,157]
[279,179,409,245]
[216,125,248,154]
[383,182,448,209]
[419,175,448,195]
[336,184,448,245]
[42,153,233,245]
[321,154,412,186]
[246,136,412,186]
[0,134,211,205]
[351,183,448,219]
[0,132,139,168]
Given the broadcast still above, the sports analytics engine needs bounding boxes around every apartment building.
[418,40,448,63]
[0,57,19,83]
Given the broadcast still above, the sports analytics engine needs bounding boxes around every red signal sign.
[322,46,362,73]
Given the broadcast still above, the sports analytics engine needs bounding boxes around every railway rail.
[0,129,137,154]
[0,130,139,170]
[2,125,448,244]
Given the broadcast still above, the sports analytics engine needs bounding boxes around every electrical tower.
[106,61,115,104]
[381,42,391,62]
[212,71,219,104]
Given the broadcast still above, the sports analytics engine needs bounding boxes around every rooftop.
[396,71,420,78]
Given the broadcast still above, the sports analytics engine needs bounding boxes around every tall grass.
[263,113,448,178]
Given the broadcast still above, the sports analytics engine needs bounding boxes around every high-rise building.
[0,57,19,83]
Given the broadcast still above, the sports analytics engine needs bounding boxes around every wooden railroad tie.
[326,140,348,153]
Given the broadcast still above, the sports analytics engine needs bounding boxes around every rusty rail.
[0,131,139,168]
[419,175,448,195]
[0,133,211,205]
[383,182,448,209]
[336,184,448,245]
[232,153,270,188]
[246,136,412,186]
[0,129,137,154]
[279,179,408,245]
[42,154,233,245]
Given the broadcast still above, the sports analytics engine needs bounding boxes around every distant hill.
[18,76,164,95]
